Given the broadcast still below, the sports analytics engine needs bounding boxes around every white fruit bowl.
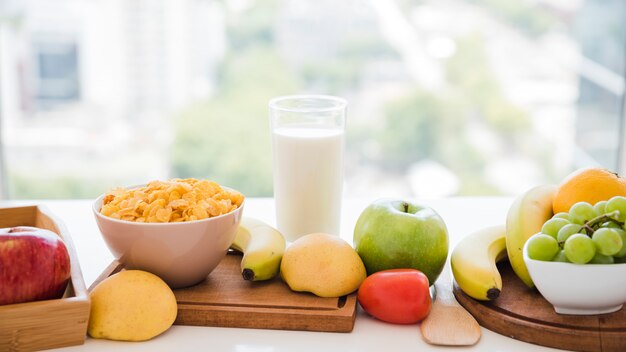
[523,242,626,315]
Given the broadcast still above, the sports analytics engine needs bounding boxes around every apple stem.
[403,202,409,213]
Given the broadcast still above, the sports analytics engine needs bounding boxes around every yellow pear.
[88,270,177,341]
[280,233,367,297]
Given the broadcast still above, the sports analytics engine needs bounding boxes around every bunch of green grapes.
[527,196,626,264]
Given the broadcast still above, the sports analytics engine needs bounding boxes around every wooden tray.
[453,262,626,352]
[0,205,90,352]
[91,252,358,333]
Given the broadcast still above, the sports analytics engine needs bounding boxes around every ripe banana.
[231,217,286,281]
[505,184,556,288]
[451,225,507,301]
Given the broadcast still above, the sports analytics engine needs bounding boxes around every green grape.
[614,229,626,257]
[541,218,570,239]
[605,196,626,222]
[602,221,621,229]
[527,234,559,261]
[593,200,608,216]
[589,253,615,264]
[557,224,583,246]
[552,249,570,263]
[569,202,596,224]
[592,228,623,256]
[564,234,596,264]
[552,212,571,221]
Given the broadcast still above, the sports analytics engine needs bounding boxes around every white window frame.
[619,93,626,174]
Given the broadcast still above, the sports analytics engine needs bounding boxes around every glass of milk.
[269,95,347,242]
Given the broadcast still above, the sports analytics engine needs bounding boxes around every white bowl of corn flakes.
[93,178,245,288]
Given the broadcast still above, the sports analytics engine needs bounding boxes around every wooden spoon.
[420,276,481,346]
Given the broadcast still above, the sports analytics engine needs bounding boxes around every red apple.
[0,226,71,305]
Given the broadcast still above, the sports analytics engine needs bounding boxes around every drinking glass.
[269,95,347,242]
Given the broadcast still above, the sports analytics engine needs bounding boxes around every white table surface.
[2,197,566,352]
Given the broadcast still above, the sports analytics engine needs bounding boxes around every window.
[0,0,624,199]
[34,37,80,105]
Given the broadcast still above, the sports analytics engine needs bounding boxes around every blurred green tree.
[374,34,533,195]
[170,47,300,196]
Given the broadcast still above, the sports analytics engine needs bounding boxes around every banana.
[505,184,556,288]
[231,217,286,281]
[451,225,507,301]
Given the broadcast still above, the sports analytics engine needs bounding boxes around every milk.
[272,126,344,242]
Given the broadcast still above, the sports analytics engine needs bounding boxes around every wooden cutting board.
[91,252,357,333]
[453,262,626,352]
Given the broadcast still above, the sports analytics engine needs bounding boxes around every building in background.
[0,0,624,199]
[0,0,225,197]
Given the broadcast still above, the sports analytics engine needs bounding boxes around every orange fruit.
[553,167,626,213]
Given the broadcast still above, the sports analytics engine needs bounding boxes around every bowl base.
[554,304,623,315]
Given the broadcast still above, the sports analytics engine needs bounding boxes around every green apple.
[353,199,449,285]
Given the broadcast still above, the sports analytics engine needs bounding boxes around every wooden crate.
[0,205,90,351]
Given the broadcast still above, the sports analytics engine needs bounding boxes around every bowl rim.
[522,240,626,267]
[93,183,245,226]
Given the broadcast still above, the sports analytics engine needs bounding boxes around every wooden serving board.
[91,252,357,333]
[453,262,626,352]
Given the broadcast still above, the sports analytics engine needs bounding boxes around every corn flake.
[101,178,244,223]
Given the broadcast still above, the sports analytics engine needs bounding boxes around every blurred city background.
[0,0,624,199]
